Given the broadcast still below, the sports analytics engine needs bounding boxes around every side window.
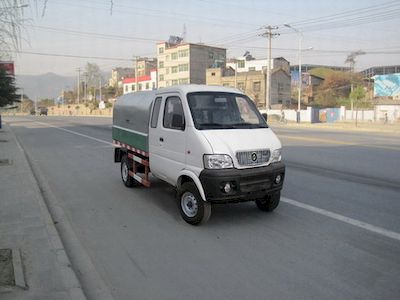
[163,96,185,130]
[150,97,162,128]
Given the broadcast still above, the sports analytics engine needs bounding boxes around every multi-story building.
[122,69,157,94]
[156,42,226,88]
[136,57,157,77]
[227,57,290,74]
[206,67,291,109]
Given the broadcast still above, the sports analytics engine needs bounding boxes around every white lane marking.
[32,120,114,146]
[282,197,400,242]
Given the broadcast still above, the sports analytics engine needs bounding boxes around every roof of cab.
[155,84,244,96]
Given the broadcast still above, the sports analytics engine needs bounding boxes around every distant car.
[38,107,48,116]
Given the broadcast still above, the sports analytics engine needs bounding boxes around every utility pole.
[99,78,102,102]
[20,89,23,113]
[260,26,279,111]
[76,68,81,104]
[234,59,238,88]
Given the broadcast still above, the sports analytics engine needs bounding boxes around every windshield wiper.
[197,123,235,129]
[231,123,268,128]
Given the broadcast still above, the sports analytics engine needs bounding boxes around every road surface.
[5,116,400,300]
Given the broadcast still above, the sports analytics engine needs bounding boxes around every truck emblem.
[251,152,257,162]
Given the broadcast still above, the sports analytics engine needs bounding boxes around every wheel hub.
[181,192,198,217]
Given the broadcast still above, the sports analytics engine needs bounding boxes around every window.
[159,47,164,54]
[138,83,142,91]
[253,81,261,92]
[237,82,245,90]
[171,52,178,60]
[163,96,185,130]
[208,51,214,59]
[179,49,189,57]
[125,85,128,92]
[159,61,164,68]
[179,78,188,84]
[152,82,156,90]
[146,82,149,90]
[159,74,164,81]
[151,97,162,128]
[222,83,230,87]
[179,64,188,72]
[132,84,135,91]
[172,79,178,85]
[238,60,245,68]
[166,67,169,74]
[171,66,178,73]
[211,72,216,76]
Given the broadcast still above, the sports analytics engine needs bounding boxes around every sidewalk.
[270,120,400,134]
[0,124,86,299]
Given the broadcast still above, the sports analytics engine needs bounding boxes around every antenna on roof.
[182,24,187,43]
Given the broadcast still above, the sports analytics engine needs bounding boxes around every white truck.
[113,85,285,225]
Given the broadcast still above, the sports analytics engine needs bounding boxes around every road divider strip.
[282,197,400,242]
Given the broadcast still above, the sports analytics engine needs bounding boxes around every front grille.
[236,149,270,166]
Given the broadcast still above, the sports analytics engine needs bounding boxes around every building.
[227,57,290,74]
[0,61,15,75]
[374,99,400,122]
[206,67,291,109]
[361,65,400,78]
[291,72,325,104]
[290,64,350,73]
[136,57,157,77]
[156,42,226,88]
[109,67,134,88]
[122,69,157,94]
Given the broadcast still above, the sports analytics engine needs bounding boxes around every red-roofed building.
[122,69,157,94]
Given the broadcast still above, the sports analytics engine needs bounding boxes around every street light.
[284,24,303,123]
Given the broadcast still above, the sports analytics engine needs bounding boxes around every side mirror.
[171,113,185,130]
[262,113,268,122]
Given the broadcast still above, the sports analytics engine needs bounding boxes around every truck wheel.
[256,191,280,212]
[178,182,211,225]
[121,155,136,187]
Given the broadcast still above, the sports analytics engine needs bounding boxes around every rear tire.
[121,154,137,188]
[256,191,280,212]
[178,182,211,225]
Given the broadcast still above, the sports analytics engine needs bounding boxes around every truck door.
[149,95,186,185]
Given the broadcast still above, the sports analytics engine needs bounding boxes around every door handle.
[159,137,164,142]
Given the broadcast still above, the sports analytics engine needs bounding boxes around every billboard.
[0,61,15,75]
[374,73,400,97]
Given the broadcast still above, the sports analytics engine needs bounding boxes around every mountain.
[16,72,76,100]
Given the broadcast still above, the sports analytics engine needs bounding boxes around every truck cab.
[113,85,285,225]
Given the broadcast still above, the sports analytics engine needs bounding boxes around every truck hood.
[200,128,282,168]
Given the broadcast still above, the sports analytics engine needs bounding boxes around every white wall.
[260,107,312,122]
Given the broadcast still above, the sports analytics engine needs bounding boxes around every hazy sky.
[8,0,400,75]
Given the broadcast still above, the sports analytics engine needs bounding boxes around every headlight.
[270,148,282,163]
[203,154,233,169]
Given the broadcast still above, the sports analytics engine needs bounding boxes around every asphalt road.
[5,116,400,300]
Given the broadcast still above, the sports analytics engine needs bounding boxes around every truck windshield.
[187,92,268,130]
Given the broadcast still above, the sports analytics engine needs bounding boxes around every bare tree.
[0,1,28,54]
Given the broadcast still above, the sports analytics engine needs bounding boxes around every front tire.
[121,154,137,188]
[256,191,280,212]
[178,182,211,225]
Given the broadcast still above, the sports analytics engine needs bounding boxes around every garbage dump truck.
[113,85,285,225]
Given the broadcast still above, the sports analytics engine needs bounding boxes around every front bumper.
[199,162,285,203]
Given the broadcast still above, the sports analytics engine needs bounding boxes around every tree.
[0,66,19,107]
[313,71,363,108]
[350,85,366,126]
[85,62,103,90]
